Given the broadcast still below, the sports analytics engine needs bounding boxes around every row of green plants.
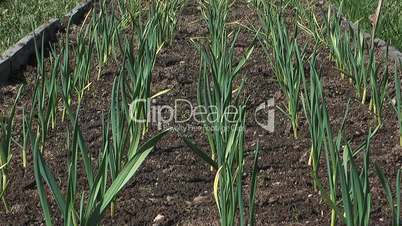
[32,0,186,224]
[1,0,401,225]
[285,0,402,140]
[326,2,390,126]
[256,3,304,139]
[183,0,259,225]
[332,0,402,51]
[283,0,398,129]
[252,1,401,225]
[2,0,263,224]
[302,54,400,226]
[0,86,23,212]
[1,0,184,225]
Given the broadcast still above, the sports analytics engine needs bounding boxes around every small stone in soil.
[153,214,165,224]
[166,195,174,202]
[192,195,209,205]
[268,197,277,204]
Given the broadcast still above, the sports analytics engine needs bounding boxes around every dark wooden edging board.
[0,0,93,84]
[64,0,93,25]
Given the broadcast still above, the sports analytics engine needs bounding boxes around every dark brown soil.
[0,0,401,225]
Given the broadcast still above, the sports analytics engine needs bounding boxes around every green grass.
[0,0,80,53]
[332,0,402,50]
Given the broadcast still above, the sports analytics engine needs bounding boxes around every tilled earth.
[0,0,401,225]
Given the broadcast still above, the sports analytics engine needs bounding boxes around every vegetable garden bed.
[0,0,400,225]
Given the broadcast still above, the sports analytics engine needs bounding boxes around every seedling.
[301,53,324,189]
[0,86,23,212]
[337,131,373,226]
[375,166,401,226]
[257,5,303,138]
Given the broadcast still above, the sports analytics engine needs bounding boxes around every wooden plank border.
[0,0,94,84]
